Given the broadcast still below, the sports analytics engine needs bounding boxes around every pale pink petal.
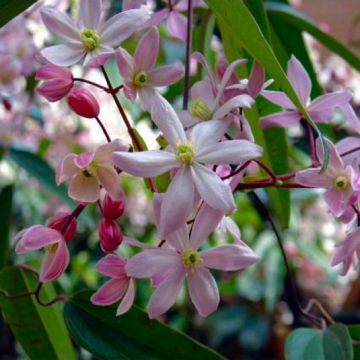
[150,95,187,145]
[191,79,216,109]
[95,254,127,278]
[90,278,128,305]
[143,9,168,27]
[56,153,78,185]
[160,166,194,238]
[147,267,185,318]
[190,119,229,149]
[336,136,360,166]
[41,44,85,67]
[113,150,178,177]
[124,84,138,102]
[188,268,219,317]
[69,173,100,203]
[202,244,259,271]
[295,168,333,188]
[248,60,265,98]
[166,224,191,252]
[147,65,184,87]
[213,94,254,120]
[316,138,344,175]
[15,225,62,254]
[115,48,135,81]
[39,239,69,282]
[138,87,157,112]
[261,90,295,109]
[123,236,157,250]
[40,7,79,41]
[324,188,346,217]
[152,193,164,228]
[79,0,102,29]
[191,163,235,213]
[97,166,123,201]
[177,110,196,127]
[83,46,114,67]
[191,52,217,91]
[259,111,301,128]
[223,217,242,243]
[135,27,159,71]
[116,278,136,315]
[341,103,360,134]
[167,11,187,42]
[332,229,360,266]
[74,151,94,168]
[126,249,182,278]
[100,9,150,46]
[95,139,129,164]
[196,140,263,165]
[308,90,352,113]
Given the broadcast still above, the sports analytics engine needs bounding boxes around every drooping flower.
[56,140,128,203]
[98,218,123,252]
[36,64,73,102]
[296,139,360,217]
[113,96,263,237]
[126,223,259,318]
[40,0,150,66]
[67,87,100,118]
[115,27,184,111]
[260,55,352,128]
[91,254,136,316]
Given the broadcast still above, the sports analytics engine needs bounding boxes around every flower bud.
[101,193,125,220]
[67,87,99,118]
[99,218,123,252]
[47,211,77,242]
[36,64,73,102]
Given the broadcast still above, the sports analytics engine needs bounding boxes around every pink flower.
[296,139,360,217]
[47,211,77,242]
[91,254,136,316]
[113,96,263,237]
[15,225,70,282]
[56,140,128,203]
[36,64,73,102]
[260,55,352,128]
[115,27,184,111]
[99,218,123,252]
[336,136,360,170]
[67,87,100,118]
[40,0,149,66]
[101,192,126,220]
[126,223,259,318]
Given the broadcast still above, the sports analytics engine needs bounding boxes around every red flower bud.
[47,211,77,242]
[101,193,126,220]
[67,87,99,118]
[99,218,123,252]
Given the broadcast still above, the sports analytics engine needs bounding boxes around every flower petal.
[116,278,136,315]
[188,268,219,317]
[295,168,333,188]
[74,151,94,168]
[95,139,129,164]
[190,119,229,149]
[115,48,135,81]
[202,244,259,271]
[213,94,254,120]
[308,90,352,113]
[56,153,78,185]
[79,0,102,29]
[147,65,184,87]
[166,224,191,252]
[191,163,235,213]
[143,9,168,27]
[260,90,295,109]
[138,87,157,112]
[90,278,128,305]
[95,254,127,278]
[259,111,301,128]
[323,188,346,217]
[135,27,159,71]
[167,11,187,42]
[41,44,85,67]
[97,165,123,201]
[113,150,178,177]
[69,173,100,203]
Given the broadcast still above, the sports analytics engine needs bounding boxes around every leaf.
[64,290,224,360]
[8,145,73,207]
[204,0,329,171]
[285,325,353,360]
[347,325,360,360]
[0,0,37,27]
[0,186,13,269]
[0,266,76,360]
[265,2,360,72]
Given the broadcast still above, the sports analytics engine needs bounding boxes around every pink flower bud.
[36,64,73,102]
[99,219,123,252]
[67,87,100,118]
[101,193,126,220]
[47,211,77,242]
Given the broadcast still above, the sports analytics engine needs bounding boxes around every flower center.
[133,71,148,87]
[80,28,100,52]
[189,98,212,121]
[335,176,348,189]
[82,162,97,178]
[176,143,195,165]
[182,249,202,269]
[45,243,59,253]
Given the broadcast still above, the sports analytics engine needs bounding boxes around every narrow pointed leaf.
[0,185,13,269]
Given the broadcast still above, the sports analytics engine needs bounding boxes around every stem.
[95,116,111,142]
[222,160,253,180]
[182,0,193,110]
[253,159,277,182]
[35,282,68,306]
[73,78,110,92]
[168,0,173,10]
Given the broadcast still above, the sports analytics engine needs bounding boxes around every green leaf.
[0,185,13,269]
[0,0,37,27]
[285,325,353,360]
[265,2,360,72]
[204,0,329,171]
[64,290,224,360]
[347,325,360,360]
[8,146,73,207]
[0,266,76,360]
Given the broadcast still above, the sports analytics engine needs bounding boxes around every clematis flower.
[91,254,136,316]
[56,140,128,203]
[113,96,263,237]
[115,27,184,111]
[40,0,149,66]
[126,223,259,318]
[15,224,70,282]
[296,139,360,217]
[260,55,352,128]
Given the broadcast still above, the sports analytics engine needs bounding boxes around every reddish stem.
[95,116,111,142]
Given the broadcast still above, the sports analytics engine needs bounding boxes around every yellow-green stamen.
[176,143,195,165]
[133,71,148,87]
[80,28,100,52]
[335,176,348,189]
[182,249,202,269]
[189,98,212,121]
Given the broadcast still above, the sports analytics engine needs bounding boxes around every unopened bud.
[67,87,99,118]
[99,218,123,252]
[101,193,126,220]
[48,211,77,242]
